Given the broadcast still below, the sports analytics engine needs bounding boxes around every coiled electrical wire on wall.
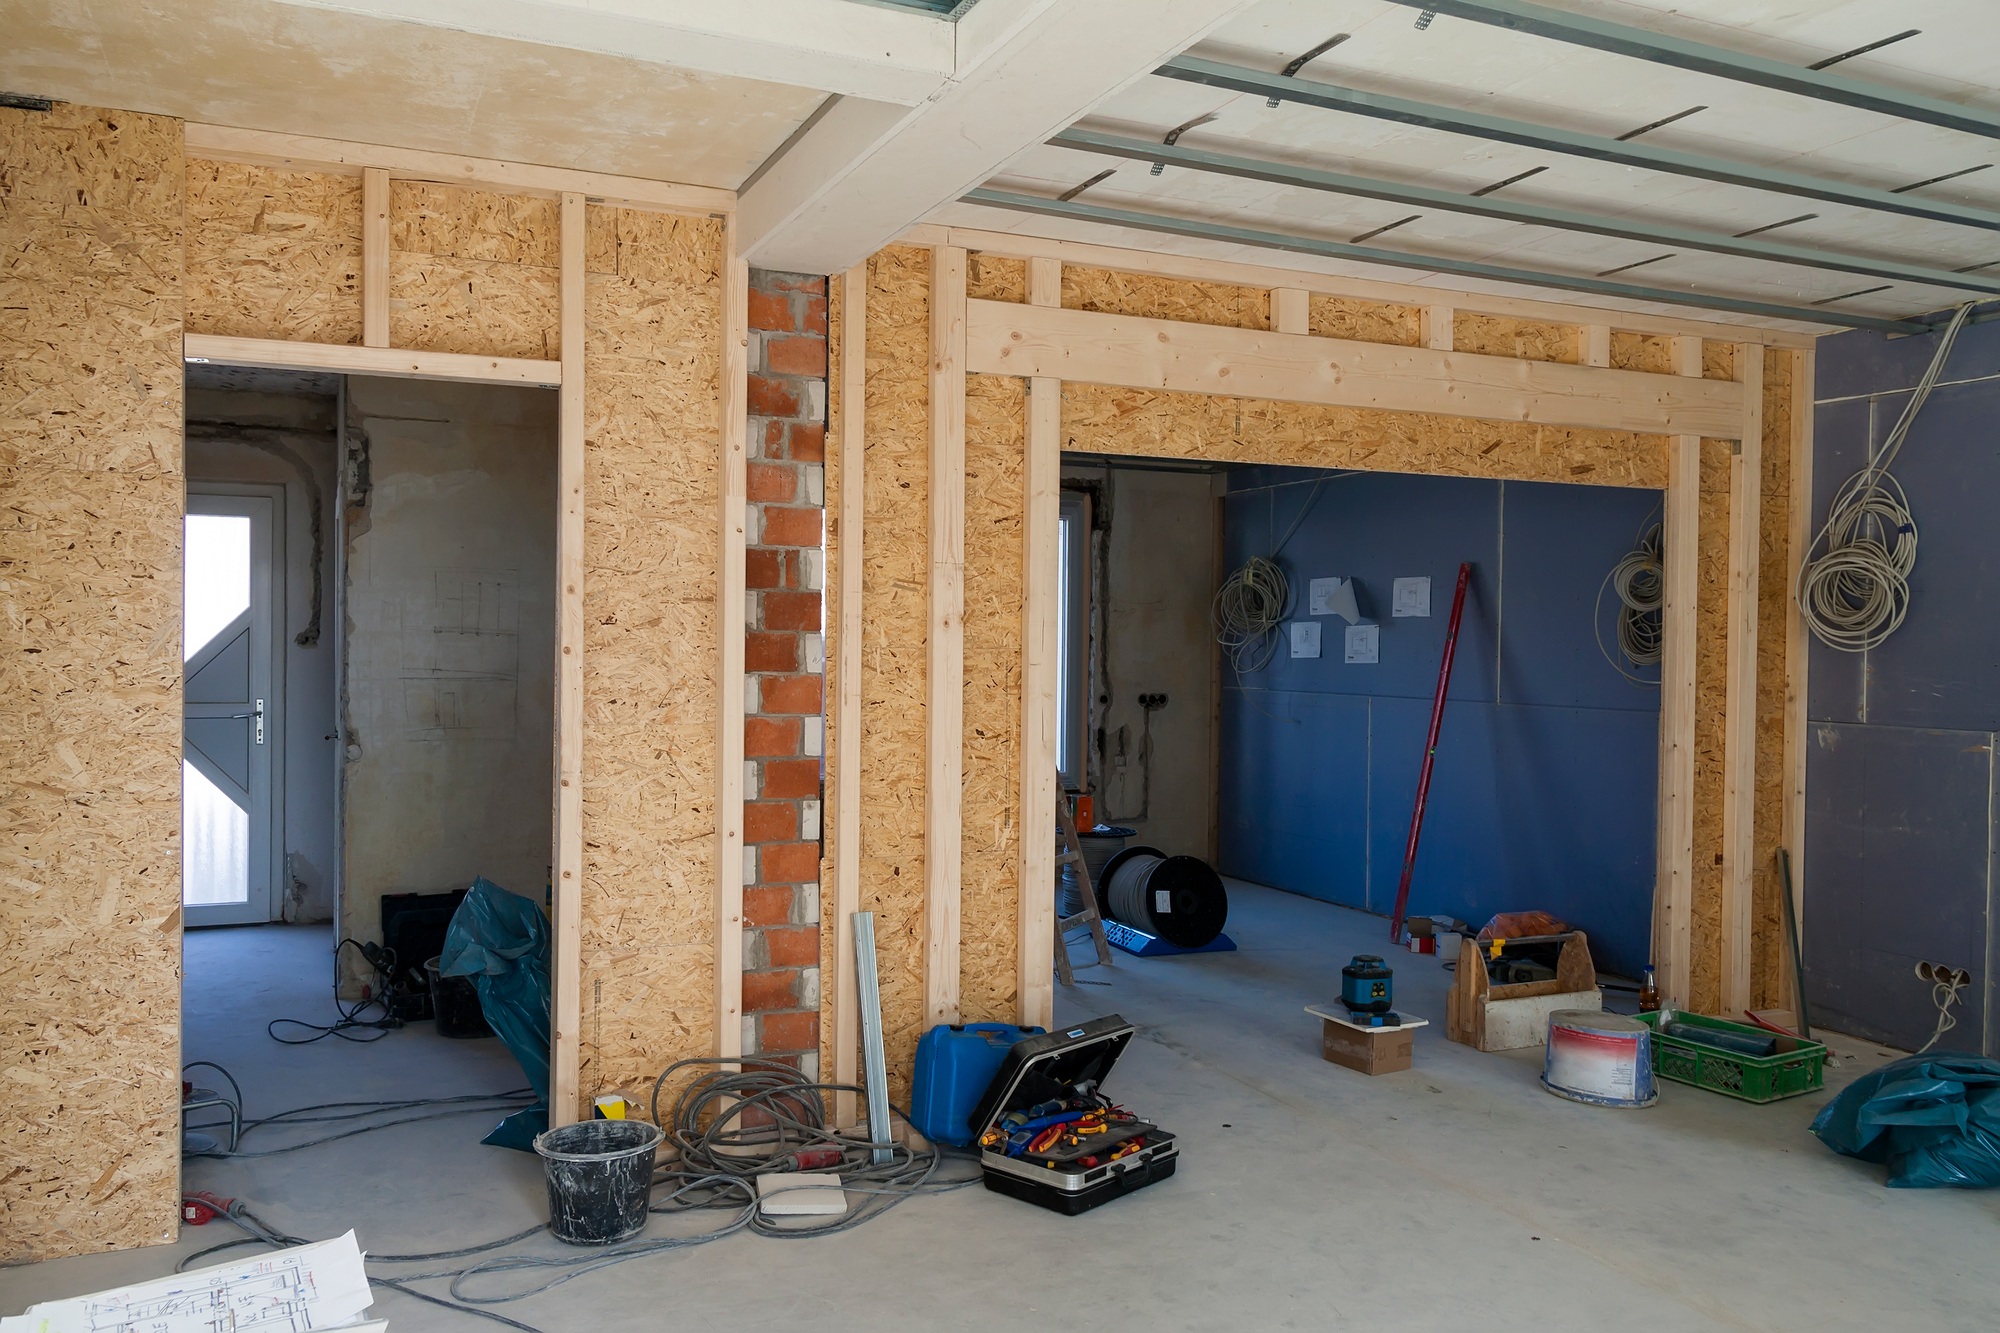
[1595,518,1664,683]
[1797,303,1973,653]
[1211,555,1292,673]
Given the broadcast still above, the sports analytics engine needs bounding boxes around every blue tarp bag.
[1810,1054,2000,1188]
[439,877,551,1151]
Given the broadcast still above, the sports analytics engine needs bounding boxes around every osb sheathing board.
[961,375,1025,1021]
[186,159,362,345]
[1,104,186,1261]
[1061,386,1668,489]
[1064,266,1268,330]
[1688,438,1735,1012]
[390,181,561,360]
[967,252,1025,303]
[861,247,933,1100]
[1453,312,1578,363]
[574,205,725,1102]
[1311,294,1420,346]
[1752,350,1795,1008]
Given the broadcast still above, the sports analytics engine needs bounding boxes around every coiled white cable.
[1595,520,1664,682]
[1212,555,1291,674]
[1797,304,1974,653]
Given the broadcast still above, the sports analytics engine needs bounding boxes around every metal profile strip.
[1378,0,2000,142]
[962,187,1929,334]
[854,911,894,1164]
[1054,127,2000,296]
[1157,57,2000,235]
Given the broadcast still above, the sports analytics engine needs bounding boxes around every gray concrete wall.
[185,385,340,923]
[1064,463,1219,859]
[339,378,557,984]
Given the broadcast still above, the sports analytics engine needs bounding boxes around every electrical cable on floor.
[1797,303,1974,653]
[177,1060,977,1331]
[1594,511,1665,684]
[180,1067,536,1159]
[267,938,405,1045]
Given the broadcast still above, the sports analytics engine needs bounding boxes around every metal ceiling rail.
[962,187,1929,334]
[1378,0,2000,142]
[1054,127,2000,296]
[1157,57,2000,235]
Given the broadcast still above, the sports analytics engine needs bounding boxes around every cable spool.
[1063,826,1133,917]
[1098,847,1229,948]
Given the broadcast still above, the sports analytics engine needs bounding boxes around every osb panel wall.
[1,104,186,1260]
[1062,386,1668,488]
[1454,313,1578,363]
[1752,350,1795,1008]
[186,159,361,344]
[1612,332,1674,374]
[389,181,561,360]
[1688,439,1734,1012]
[574,206,725,1102]
[861,247,933,1100]
[961,375,1026,1022]
[967,252,1026,303]
[1311,294,1420,346]
[1064,266,1268,330]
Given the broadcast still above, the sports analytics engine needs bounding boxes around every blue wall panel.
[1218,470,1660,977]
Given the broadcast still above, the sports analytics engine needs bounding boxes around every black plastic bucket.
[423,956,492,1039]
[534,1119,663,1245]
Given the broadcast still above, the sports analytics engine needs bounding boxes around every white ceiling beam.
[266,0,957,103]
[738,0,1261,275]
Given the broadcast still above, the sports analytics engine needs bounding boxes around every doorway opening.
[180,366,556,1159]
[1052,453,1662,1023]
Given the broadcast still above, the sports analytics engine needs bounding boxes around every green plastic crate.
[1635,1010,1827,1103]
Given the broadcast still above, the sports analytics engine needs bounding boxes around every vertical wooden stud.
[833,263,868,1126]
[926,245,967,1029]
[362,167,390,349]
[1719,344,1763,1015]
[550,191,585,1124]
[1654,334,1703,1007]
[716,220,750,1062]
[1423,305,1455,352]
[1018,256,1061,1032]
[1781,349,1814,969]
[1272,287,1309,335]
[1583,324,1611,368]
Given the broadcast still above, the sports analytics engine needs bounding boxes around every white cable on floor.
[1797,304,1974,653]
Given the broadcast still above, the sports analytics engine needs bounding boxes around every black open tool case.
[970,1014,1177,1214]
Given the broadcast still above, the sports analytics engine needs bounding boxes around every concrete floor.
[5,883,1996,1331]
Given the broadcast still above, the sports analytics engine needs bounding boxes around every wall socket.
[1916,961,1973,989]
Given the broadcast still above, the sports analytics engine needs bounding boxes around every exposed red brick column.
[742,270,828,1070]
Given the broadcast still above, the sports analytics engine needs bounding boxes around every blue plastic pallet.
[1102,920,1237,957]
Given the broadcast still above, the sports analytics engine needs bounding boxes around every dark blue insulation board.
[1217,470,1661,978]
[1807,315,2000,1054]
[1803,722,1990,1054]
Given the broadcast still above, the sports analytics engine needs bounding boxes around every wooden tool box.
[1445,931,1602,1052]
[970,1015,1177,1215]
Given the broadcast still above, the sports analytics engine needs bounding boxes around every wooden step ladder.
[1054,784,1114,986]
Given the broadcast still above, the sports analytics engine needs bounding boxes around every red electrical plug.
[181,1191,236,1225]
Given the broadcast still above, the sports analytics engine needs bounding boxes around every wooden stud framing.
[1653,335,1704,1006]
[1719,344,1764,1015]
[1272,287,1309,335]
[183,335,561,386]
[1018,256,1062,1032]
[906,222,1814,348]
[716,222,750,1063]
[966,301,1746,438]
[1583,324,1612,368]
[362,167,390,349]
[925,246,968,1029]
[833,264,868,1127]
[185,123,734,217]
[1782,349,1815,964]
[1423,305,1454,352]
[550,192,586,1124]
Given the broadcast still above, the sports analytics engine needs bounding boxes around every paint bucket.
[1542,1010,1659,1108]
[534,1118,663,1244]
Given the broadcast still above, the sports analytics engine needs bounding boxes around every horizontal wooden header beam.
[184,334,564,387]
[906,222,1816,348]
[965,300,1746,437]
[185,124,734,217]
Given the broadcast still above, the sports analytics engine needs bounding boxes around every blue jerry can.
[911,1022,1044,1146]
